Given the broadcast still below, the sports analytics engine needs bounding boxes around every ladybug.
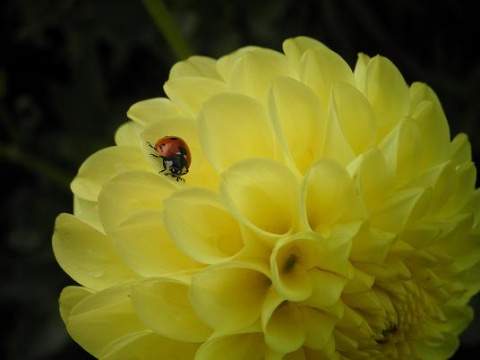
[148,136,191,182]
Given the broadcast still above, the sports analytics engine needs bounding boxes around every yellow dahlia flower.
[53,36,480,359]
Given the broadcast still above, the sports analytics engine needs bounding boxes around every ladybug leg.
[147,142,161,158]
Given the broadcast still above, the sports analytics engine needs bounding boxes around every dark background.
[1,0,479,359]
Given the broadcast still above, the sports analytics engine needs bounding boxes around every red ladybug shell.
[153,136,192,167]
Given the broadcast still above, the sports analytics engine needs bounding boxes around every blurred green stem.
[0,143,71,189]
[142,0,193,60]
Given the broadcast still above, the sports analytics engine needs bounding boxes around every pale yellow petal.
[229,48,297,103]
[302,158,363,230]
[449,133,472,167]
[349,222,396,264]
[407,161,455,212]
[70,146,150,202]
[414,333,459,360]
[261,290,306,353]
[270,233,321,301]
[114,121,143,147]
[299,47,355,109]
[198,93,277,172]
[328,82,377,155]
[378,118,422,188]
[439,305,474,336]
[52,213,138,290]
[131,277,212,341]
[127,97,179,125]
[411,99,450,169]
[100,331,200,360]
[112,210,201,276]
[97,170,176,234]
[304,268,348,309]
[196,332,265,360]
[281,348,308,360]
[169,55,221,79]
[352,52,371,92]
[269,76,327,174]
[409,81,443,113]
[220,159,298,236]
[362,55,410,139]
[371,187,432,232]
[436,162,476,218]
[73,195,102,232]
[320,223,357,277]
[59,286,93,323]
[216,46,261,83]
[190,262,270,332]
[164,77,227,116]
[347,147,393,214]
[164,188,244,264]
[66,283,146,358]
[282,36,330,67]
[299,306,336,350]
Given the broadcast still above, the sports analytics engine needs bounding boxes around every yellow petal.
[448,133,472,167]
[73,195,102,232]
[164,77,227,116]
[270,233,321,301]
[409,81,442,113]
[282,36,330,67]
[196,332,265,360]
[299,47,355,109]
[216,46,261,83]
[372,187,432,232]
[127,97,179,126]
[406,161,455,213]
[131,277,212,341]
[262,290,305,353]
[169,55,221,79]
[280,348,309,360]
[59,286,93,323]
[363,55,410,139]
[66,283,146,358]
[229,48,297,103]
[436,162,476,217]
[299,306,336,350]
[198,93,277,172]
[347,147,393,214]
[220,159,298,236]
[439,305,474,336]
[269,76,327,174]
[414,333,459,360]
[70,146,149,202]
[164,188,244,264]
[100,331,200,360]
[304,268,348,309]
[411,99,450,169]
[328,82,377,156]
[319,223,357,277]
[114,121,143,147]
[302,158,363,230]
[352,52,371,92]
[97,170,176,233]
[112,209,201,276]
[190,262,270,332]
[378,118,422,188]
[349,222,396,264]
[52,213,138,290]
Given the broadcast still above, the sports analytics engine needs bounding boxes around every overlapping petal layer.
[53,36,480,359]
